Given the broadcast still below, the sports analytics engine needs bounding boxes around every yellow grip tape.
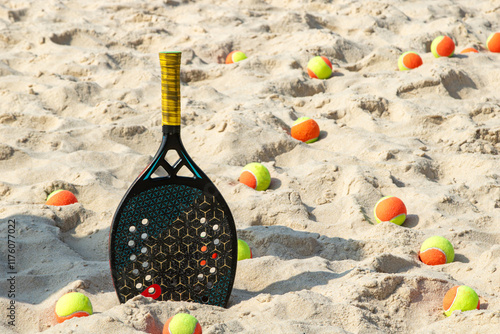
[159,52,181,126]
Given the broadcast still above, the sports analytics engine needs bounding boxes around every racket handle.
[159,52,181,127]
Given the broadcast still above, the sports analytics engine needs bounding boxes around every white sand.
[0,0,499,332]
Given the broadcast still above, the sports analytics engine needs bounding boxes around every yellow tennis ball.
[163,313,202,334]
[419,236,454,265]
[238,239,253,261]
[307,56,332,79]
[487,32,500,53]
[398,51,423,71]
[431,35,455,58]
[373,196,407,225]
[226,50,247,64]
[55,292,93,323]
[443,285,480,317]
[239,162,271,191]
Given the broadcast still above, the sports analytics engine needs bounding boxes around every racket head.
[109,135,237,307]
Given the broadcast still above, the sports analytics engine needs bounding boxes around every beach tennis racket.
[109,52,237,307]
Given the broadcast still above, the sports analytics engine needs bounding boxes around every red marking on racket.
[141,284,161,299]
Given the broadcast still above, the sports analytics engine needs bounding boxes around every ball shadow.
[453,253,470,263]
[269,177,282,190]
[404,214,419,228]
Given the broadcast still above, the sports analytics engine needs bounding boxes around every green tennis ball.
[419,236,454,265]
[307,56,333,79]
[226,50,247,64]
[443,285,480,317]
[164,313,202,334]
[55,292,93,323]
[431,35,455,58]
[238,239,253,261]
[239,162,271,191]
[398,51,423,71]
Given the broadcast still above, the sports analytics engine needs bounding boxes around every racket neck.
[163,125,181,135]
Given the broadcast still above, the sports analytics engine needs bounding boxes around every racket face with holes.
[109,52,237,307]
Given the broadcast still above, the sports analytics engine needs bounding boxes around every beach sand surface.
[0,0,499,333]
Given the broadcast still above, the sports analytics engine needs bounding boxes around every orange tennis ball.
[225,50,247,64]
[443,285,480,317]
[431,35,455,58]
[163,313,202,334]
[46,190,78,206]
[291,117,320,143]
[487,32,500,53]
[373,196,407,225]
[460,47,479,54]
[398,52,423,71]
[55,292,93,324]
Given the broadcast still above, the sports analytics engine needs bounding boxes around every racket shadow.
[230,269,352,306]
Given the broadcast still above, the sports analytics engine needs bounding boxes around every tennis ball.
[163,313,202,334]
[55,292,93,323]
[486,32,500,53]
[373,196,407,225]
[419,236,454,265]
[443,285,480,317]
[225,50,247,64]
[46,189,78,206]
[307,56,332,79]
[238,239,253,261]
[431,35,455,58]
[291,117,320,143]
[239,162,271,191]
[398,51,423,71]
[460,47,479,54]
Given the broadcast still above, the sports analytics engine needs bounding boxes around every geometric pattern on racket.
[109,52,237,308]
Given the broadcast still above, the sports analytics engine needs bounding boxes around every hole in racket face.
[128,240,135,247]
[201,295,209,303]
[141,218,149,226]
[136,283,142,289]
[200,217,206,224]
[130,254,137,261]
[210,267,216,274]
[213,224,219,231]
[145,274,152,281]
[200,232,207,238]
[129,226,136,233]
[148,286,155,294]
[141,247,147,254]
[214,239,220,245]
[141,233,148,240]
